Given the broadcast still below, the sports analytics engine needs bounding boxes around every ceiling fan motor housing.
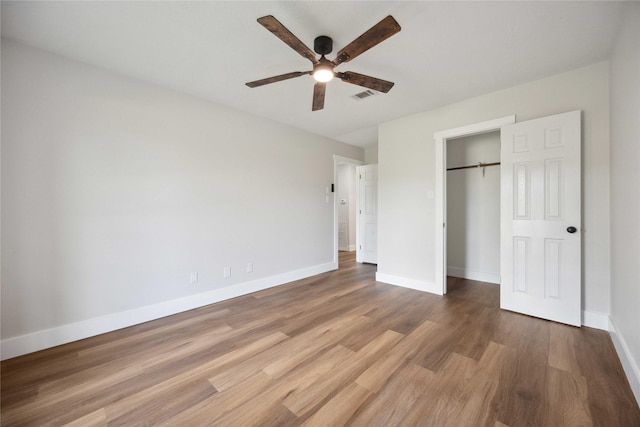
[314,36,333,55]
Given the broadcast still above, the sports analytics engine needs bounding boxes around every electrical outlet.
[246,263,253,273]
[190,272,198,284]
[223,267,231,278]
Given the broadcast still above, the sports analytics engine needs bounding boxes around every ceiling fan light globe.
[313,68,334,83]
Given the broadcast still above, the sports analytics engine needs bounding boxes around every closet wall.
[446,131,501,284]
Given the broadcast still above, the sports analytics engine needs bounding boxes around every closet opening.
[446,131,501,287]
[433,115,515,295]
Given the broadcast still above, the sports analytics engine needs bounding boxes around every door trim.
[434,115,515,295]
[333,155,363,267]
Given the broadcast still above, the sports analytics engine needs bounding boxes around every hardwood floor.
[2,251,639,426]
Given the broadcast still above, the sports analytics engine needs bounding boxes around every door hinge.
[443,222,446,228]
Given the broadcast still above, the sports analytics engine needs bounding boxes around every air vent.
[351,89,379,101]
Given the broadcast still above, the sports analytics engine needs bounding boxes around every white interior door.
[500,110,581,326]
[357,165,378,264]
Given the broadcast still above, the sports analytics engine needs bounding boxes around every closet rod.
[447,161,500,171]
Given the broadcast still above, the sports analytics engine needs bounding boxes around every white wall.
[609,3,640,403]
[446,132,500,284]
[378,61,610,321]
[0,40,363,359]
[364,145,378,165]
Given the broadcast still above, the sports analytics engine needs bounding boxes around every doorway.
[333,155,363,267]
[446,131,501,285]
[337,163,357,252]
[434,116,516,294]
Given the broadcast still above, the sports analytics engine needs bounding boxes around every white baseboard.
[447,267,500,284]
[375,272,443,295]
[338,245,356,252]
[1,261,337,360]
[581,310,610,330]
[609,317,640,407]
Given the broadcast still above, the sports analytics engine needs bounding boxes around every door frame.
[333,155,364,267]
[434,115,515,294]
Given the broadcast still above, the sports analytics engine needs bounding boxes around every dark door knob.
[567,226,577,233]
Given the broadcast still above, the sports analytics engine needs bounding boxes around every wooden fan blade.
[257,15,319,65]
[246,71,310,88]
[336,71,394,93]
[312,82,326,111]
[333,15,401,65]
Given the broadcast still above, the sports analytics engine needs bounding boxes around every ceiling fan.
[246,15,401,111]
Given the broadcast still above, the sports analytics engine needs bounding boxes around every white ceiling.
[0,1,626,148]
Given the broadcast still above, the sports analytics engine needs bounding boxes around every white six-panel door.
[500,111,582,326]
[357,165,378,264]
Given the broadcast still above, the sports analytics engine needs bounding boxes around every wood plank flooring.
[2,251,639,426]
